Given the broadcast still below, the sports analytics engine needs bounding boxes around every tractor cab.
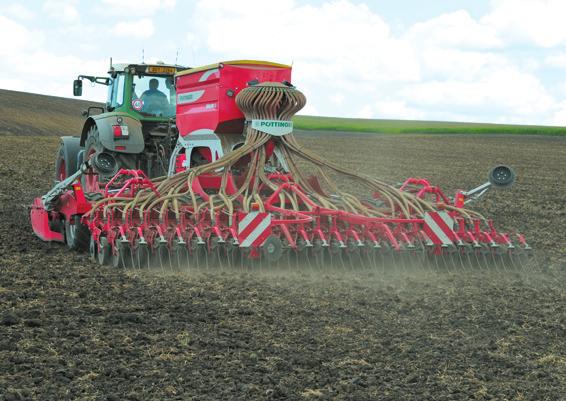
[70,61,188,186]
[74,61,186,120]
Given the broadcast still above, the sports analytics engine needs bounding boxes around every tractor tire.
[54,137,82,183]
[55,144,67,183]
[65,215,90,252]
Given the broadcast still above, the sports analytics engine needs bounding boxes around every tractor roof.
[110,62,188,75]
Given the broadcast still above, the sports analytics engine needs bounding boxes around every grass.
[293,115,566,135]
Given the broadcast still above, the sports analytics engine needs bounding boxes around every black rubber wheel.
[54,137,82,184]
[488,165,516,188]
[82,126,105,193]
[54,144,67,183]
[64,215,90,252]
[261,236,283,263]
[97,237,111,265]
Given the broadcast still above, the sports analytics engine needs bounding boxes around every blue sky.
[2,0,566,125]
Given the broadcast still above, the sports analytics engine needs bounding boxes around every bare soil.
[0,133,565,400]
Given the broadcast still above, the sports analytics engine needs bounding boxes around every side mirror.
[488,165,516,188]
[73,79,83,96]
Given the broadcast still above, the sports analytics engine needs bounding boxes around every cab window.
[132,75,175,118]
[106,73,125,110]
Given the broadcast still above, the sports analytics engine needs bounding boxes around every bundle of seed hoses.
[86,82,482,226]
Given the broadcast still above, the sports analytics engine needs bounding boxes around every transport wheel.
[64,215,90,252]
[98,237,111,265]
[261,236,283,265]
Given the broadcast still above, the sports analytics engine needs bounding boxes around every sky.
[2,0,566,125]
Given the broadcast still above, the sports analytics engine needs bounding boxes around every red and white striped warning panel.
[423,211,455,246]
[237,212,272,248]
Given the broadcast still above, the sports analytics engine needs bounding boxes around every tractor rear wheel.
[64,215,90,252]
[83,126,105,193]
[55,144,67,182]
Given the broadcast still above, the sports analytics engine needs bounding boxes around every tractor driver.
[140,78,169,114]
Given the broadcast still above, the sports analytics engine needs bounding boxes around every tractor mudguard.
[58,136,83,178]
[80,112,144,154]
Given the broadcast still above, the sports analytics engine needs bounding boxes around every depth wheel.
[65,215,90,252]
[261,236,283,265]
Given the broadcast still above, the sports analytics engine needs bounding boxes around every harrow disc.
[112,240,131,269]
[97,237,111,266]
[135,242,151,270]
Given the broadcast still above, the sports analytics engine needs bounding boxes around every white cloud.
[190,0,420,83]
[2,3,36,20]
[100,0,175,17]
[178,0,566,125]
[0,15,106,100]
[544,53,566,68]
[3,0,566,126]
[112,18,155,39]
[0,16,43,56]
[42,0,79,23]
[482,0,566,48]
[403,68,554,123]
[407,10,503,50]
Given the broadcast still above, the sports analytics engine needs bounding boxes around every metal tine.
[183,245,191,273]
[441,249,454,272]
[157,245,166,272]
[303,248,312,271]
[338,249,347,270]
[225,245,233,269]
[216,246,224,270]
[477,247,490,270]
[204,246,210,270]
[490,249,504,272]
[463,247,474,270]
[285,249,293,270]
[313,248,323,270]
[361,248,372,270]
[498,251,512,271]
[507,250,520,270]
[457,248,466,270]
[129,244,137,271]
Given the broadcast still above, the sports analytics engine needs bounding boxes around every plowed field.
[1,133,565,400]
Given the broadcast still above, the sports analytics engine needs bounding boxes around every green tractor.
[56,61,186,193]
